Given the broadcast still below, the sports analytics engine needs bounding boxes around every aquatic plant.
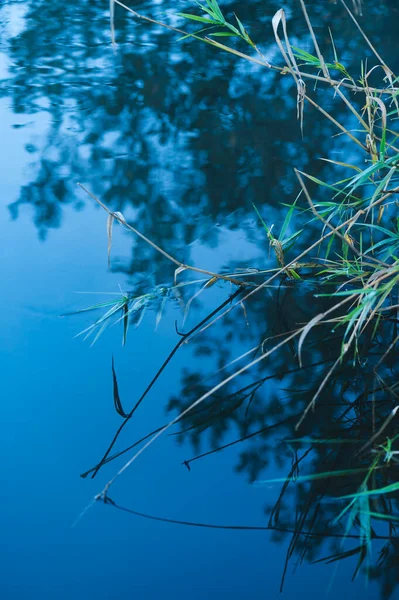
[72,0,399,593]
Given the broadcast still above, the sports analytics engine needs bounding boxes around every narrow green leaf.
[208,32,239,37]
[234,14,247,38]
[279,199,298,241]
[341,481,399,499]
[256,467,374,485]
[252,202,273,241]
[177,12,217,24]
[207,0,225,22]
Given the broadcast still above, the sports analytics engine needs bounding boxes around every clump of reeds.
[74,0,399,589]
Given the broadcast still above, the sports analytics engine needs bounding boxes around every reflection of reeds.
[74,0,399,588]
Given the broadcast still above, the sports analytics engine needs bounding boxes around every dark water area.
[1,1,399,598]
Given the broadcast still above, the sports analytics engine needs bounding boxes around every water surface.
[1,1,399,598]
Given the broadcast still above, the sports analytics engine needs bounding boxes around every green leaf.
[62,298,122,316]
[279,199,298,241]
[224,22,241,36]
[208,32,239,37]
[195,2,220,20]
[234,14,248,39]
[177,25,217,42]
[177,12,217,24]
[362,223,399,239]
[298,170,356,198]
[345,161,384,193]
[360,511,399,522]
[341,481,399,499]
[252,202,274,240]
[206,0,225,22]
[281,229,303,252]
[256,467,374,485]
[291,45,319,65]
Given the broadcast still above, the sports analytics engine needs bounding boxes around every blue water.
[1,1,398,598]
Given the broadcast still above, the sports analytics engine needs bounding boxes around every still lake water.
[1,1,399,598]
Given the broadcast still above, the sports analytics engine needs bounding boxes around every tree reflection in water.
[2,0,399,595]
